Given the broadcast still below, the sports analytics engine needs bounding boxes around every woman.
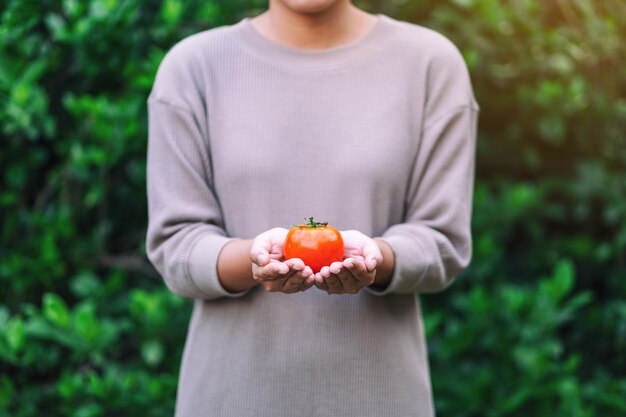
[146,0,479,415]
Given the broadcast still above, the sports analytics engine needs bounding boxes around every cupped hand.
[250,228,314,293]
[314,230,383,295]
[314,258,373,294]
[341,230,383,271]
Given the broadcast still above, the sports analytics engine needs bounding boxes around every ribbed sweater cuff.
[365,235,428,296]
[188,234,250,298]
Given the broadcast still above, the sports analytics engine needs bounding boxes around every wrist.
[217,239,258,293]
[372,238,394,288]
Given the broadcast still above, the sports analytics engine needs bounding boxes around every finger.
[282,275,306,293]
[250,235,270,264]
[277,263,291,275]
[264,276,308,294]
[250,228,289,265]
[302,267,315,285]
[290,274,315,293]
[257,261,289,280]
[252,264,274,282]
[316,266,331,283]
[281,265,308,290]
[329,261,344,275]
[250,251,270,267]
[262,277,287,292]
[315,278,328,292]
[299,280,313,291]
[324,271,343,294]
[364,249,382,272]
[363,244,383,272]
[250,239,271,266]
[345,258,371,284]
[283,258,306,271]
[364,255,379,273]
[285,267,314,287]
[283,262,317,292]
[334,260,353,281]
[334,266,360,294]
[293,265,312,282]
[345,257,364,269]
[302,277,315,290]
[280,259,314,285]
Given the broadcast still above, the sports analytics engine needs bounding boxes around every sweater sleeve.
[146,99,245,300]
[369,38,479,295]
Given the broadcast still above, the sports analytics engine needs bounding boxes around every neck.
[251,2,376,50]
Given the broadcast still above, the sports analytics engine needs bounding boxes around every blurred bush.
[1,0,624,416]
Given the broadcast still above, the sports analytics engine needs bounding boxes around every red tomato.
[284,218,344,273]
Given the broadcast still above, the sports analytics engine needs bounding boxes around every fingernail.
[258,255,265,264]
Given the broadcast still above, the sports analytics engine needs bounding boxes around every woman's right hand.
[249,228,315,293]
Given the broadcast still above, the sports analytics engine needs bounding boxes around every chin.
[278,0,345,14]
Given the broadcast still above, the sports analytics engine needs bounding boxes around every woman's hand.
[250,228,314,293]
[314,230,383,295]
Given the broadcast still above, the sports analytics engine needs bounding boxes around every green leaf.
[44,13,67,40]
[0,376,15,408]
[424,312,443,337]
[161,0,183,25]
[547,259,575,302]
[70,271,102,298]
[74,403,103,417]
[0,307,9,329]
[5,317,25,352]
[73,303,99,344]
[43,293,70,328]
[500,285,527,313]
[141,340,164,367]
[25,317,76,348]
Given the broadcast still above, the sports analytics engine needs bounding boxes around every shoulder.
[381,16,479,113]
[161,24,236,67]
[381,16,465,65]
[148,24,238,108]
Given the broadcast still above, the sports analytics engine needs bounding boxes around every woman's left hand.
[314,230,383,295]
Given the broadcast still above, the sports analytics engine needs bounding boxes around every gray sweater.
[147,14,478,417]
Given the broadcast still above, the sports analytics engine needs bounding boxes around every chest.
[207,67,422,189]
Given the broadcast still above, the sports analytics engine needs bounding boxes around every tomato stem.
[303,217,327,228]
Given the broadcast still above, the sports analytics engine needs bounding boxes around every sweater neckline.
[233,14,397,71]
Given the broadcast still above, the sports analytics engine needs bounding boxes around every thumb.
[364,242,383,272]
[250,242,270,266]
[256,254,270,266]
[364,255,378,272]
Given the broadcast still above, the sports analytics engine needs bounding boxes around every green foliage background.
[1,0,625,415]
